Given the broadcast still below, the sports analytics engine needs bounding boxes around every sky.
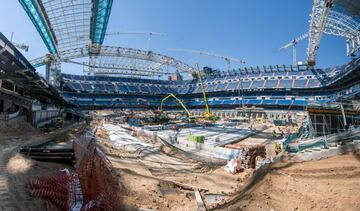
[0,0,352,76]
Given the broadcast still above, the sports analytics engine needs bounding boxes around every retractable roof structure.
[19,0,195,83]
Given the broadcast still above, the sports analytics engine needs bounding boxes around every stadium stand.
[58,57,360,110]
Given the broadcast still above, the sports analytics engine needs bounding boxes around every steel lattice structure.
[21,0,360,79]
[30,45,195,77]
[307,0,360,66]
[19,0,195,82]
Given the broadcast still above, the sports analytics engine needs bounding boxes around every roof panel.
[41,0,92,51]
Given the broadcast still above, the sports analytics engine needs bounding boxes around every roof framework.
[19,0,195,81]
[307,0,360,66]
[19,0,112,52]
[41,0,92,51]
[30,46,195,78]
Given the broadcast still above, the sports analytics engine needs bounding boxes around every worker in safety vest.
[275,143,282,155]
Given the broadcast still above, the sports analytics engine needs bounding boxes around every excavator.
[160,93,195,122]
[195,63,219,121]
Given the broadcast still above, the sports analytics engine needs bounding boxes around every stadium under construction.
[1,0,360,210]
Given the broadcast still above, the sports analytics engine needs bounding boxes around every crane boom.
[168,48,245,70]
[279,33,309,66]
[160,93,194,121]
[195,63,219,121]
[105,32,166,51]
[106,32,167,36]
[168,48,245,63]
[279,33,309,51]
[195,63,211,115]
[12,42,29,52]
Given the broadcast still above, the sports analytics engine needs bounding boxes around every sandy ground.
[0,121,84,211]
[216,154,360,211]
[98,121,360,211]
[2,116,359,211]
[96,125,255,211]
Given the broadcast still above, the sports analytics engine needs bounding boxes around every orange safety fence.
[29,131,122,210]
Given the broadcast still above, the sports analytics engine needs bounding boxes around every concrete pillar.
[0,79,2,88]
[0,99,3,112]
[13,83,16,92]
[46,62,51,83]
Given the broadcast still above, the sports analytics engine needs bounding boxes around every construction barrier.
[29,131,122,210]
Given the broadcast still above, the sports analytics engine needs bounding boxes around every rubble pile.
[226,144,266,169]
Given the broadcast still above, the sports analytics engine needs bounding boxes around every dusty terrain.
[1,116,360,211]
[0,120,83,211]
[217,154,360,211]
[96,125,255,210]
[97,121,360,211]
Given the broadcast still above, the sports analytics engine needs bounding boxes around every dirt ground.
[0,120,84,211]
[217,154,360,211]
[96,125,255,210]
[2,116,360,211]
[98,121,360,211]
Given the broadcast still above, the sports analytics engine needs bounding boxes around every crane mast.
[195,63,218,121]
[279,33,308,66]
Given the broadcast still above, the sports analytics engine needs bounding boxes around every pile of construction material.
[20,140,74,162]
[225,144,266,169]
[39,117,64,132]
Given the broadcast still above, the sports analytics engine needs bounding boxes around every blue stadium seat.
[293,100,308,106]
[264,80,278,88]
[247,99,262,105]
[294,79,307,88]
[262,99,277,105]
[278,99,292,105]
[250,80,264,89]
[278,79,292,88]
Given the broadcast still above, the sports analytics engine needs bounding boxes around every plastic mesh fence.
[29,133,122,210]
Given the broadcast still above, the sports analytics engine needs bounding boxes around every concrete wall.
[190,109,301,121]
[2,100,13,112]
[32,109,64,128]
[136,126,246,162]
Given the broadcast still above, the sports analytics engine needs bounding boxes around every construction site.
[1,0,360,210]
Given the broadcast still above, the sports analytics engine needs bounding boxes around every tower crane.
[10,32,29,52]
[279,33,308,66]
[105,32,166,51]
[195,63,218,121]
[168,48,245,71]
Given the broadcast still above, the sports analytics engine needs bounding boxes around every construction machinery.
[168,48,245,71]
[279,33,308,66]
[160,93,195,122]
[195,63,219,121]
[10,32,29,52]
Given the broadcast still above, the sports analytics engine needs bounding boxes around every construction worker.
[275,143,282,155]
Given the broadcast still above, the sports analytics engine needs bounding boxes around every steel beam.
[18,0,58,53]
[30,46,195,76]
[307,0,333,66]
[90,0,113,44]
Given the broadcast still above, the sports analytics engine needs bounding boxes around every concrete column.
[46,63,51,83]
[0,79,2,88]
[0,99,3,112]
[13,83,16,92]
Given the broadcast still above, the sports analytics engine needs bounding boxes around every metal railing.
[0,110,20,121]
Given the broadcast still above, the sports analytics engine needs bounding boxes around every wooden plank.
[160,178,208,192]
[194,189,207,211]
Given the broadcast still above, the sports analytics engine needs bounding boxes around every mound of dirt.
[0,116,39,137]
[217,154,360,211]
